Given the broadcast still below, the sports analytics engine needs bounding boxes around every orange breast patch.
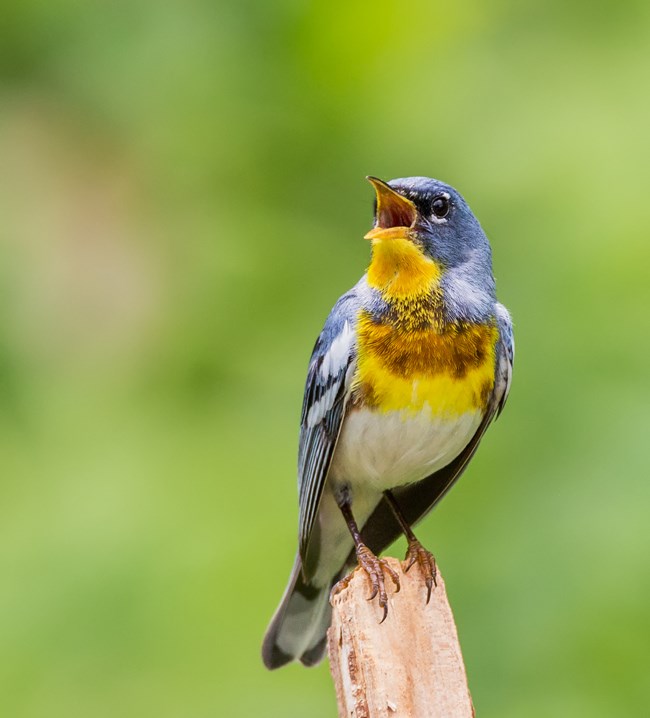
[353,311,498,416]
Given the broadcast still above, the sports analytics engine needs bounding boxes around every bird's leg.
[383,490,437,603]
[330,493,400,622]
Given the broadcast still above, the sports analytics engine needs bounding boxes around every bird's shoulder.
[313,277,374,349]
[299,278,370,428]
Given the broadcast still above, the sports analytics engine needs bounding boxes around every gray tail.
[262,554,336,669]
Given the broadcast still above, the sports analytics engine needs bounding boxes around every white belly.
[310,405,483,586]
[329,405,482,492]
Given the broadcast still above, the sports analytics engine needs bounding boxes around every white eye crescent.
[431,192,450,221]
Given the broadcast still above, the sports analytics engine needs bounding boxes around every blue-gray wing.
[358,303,514,557]
[297,290,359,563]
[494,302,514,417]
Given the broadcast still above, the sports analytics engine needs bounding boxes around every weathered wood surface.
[327,557,474,718]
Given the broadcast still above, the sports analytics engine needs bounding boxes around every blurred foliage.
[0,0,649,716]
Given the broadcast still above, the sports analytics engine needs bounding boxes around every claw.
[330,572,353,602]
[379,603,388,624]
[404,554,417,573]
[330,543,400,621]
[403,539,437,603]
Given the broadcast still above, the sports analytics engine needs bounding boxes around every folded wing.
[297,290,359,574]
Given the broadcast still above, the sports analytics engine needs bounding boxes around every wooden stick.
[327,557,474,718]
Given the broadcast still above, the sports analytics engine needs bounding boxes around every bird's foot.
[403,539,437,604]
[330,543,400,622]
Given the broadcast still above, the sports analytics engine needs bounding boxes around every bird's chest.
[329,405,482,490]
[328,311,497,490]
[351,311,498,417]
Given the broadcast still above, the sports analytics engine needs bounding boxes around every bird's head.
[365,176,492,298]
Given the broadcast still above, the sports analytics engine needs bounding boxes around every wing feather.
[297,291,359,563]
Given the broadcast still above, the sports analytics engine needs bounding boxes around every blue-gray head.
[365,176,496,321]
[367,176,492,271]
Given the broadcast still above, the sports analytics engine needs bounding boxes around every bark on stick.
[327,557,474,718]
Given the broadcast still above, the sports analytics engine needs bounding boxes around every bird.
[262,176,513,670]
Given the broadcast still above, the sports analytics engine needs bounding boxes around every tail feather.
[262,554,336,669]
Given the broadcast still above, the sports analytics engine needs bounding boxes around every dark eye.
[432,195,450,219]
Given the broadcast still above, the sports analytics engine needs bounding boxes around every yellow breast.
[353,313,498,416]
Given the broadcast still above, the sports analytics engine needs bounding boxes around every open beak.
[364,176,418,241]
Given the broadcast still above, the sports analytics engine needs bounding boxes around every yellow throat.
[355,235,498,416]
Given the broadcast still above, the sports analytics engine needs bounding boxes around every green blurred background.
[1,1,649,716]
